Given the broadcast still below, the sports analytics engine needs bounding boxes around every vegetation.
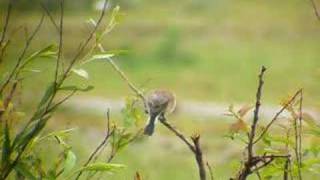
[0,0,320,180]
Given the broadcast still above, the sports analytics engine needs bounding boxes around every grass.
[2,0,320,107]
[40,109,320,180]
[42,110,244,180]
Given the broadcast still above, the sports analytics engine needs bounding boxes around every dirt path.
[64,96,320,120]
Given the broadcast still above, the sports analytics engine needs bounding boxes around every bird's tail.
[144,114,157,136]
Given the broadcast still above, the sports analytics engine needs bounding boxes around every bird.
[144,89,176,136]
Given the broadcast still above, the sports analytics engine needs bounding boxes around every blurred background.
[1,0,320,179]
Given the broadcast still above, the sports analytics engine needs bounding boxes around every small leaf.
[122,96,143,127]
[109,6,122,27]
[71,68,89,80]
[59,85,94,92]
[22,44,57,67]
[63,150,77,175]
[76,162,125,173]
[229,119,248,133]
[22,69,41,73]
[87,18,97,27]
[38,82,55,108]
[237,104,253,117]
[83,53,114,64]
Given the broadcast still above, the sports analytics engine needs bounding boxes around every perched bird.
[144,89,176,136]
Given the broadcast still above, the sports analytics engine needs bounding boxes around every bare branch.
[40,3,59,32]
[107,57,147,105]
[248,66,266,159]
[75,109,114,180]
[253,89,302,144]
[191,134,206,180]
[160,119,195,153]
[98,44,147,109]
[160,116,207,180]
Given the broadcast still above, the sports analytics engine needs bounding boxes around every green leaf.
[71,68,89,80]
[109,6,122,27]
[63,150,77,175]
[22,44,57,67]
[12,115,52,151]
[41,128,76,140]
[15,162,37,180]
[77,162,125,173]
[82,53,114,64]
[1,121,11,167]
[59,85,94,92]
[121,96,144,128]
[37,82,55,109]
[87,18,97,27]
[237,104,253,118]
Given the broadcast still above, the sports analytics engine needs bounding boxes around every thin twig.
[48,90,77,111]
[81,138,113,180]
[206,162,214,180]
[192,134,206,180]
[54,0,64,84]
[160,117,207,180]
[298,90,303,168]
[3,80,18,107]
[160,119,195,153]
[0,14,45,94]
[247,66,266,159]
[75,110,114,180]
[0,0,12,46]
[0,0,13,62]
[98,44,147,108]
[107,57,146,104]
[254,167,262,180]
[60,0,109,83]
[283,158,290,180]
[310,0,320,21]
[40,3,59,32]
[293,91,303,180]
[253,89,302,144]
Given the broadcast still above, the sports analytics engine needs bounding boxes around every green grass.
[40,110,320,180]
[2,0,319,107]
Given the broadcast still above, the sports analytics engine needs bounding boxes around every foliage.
[0,1,141,179]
